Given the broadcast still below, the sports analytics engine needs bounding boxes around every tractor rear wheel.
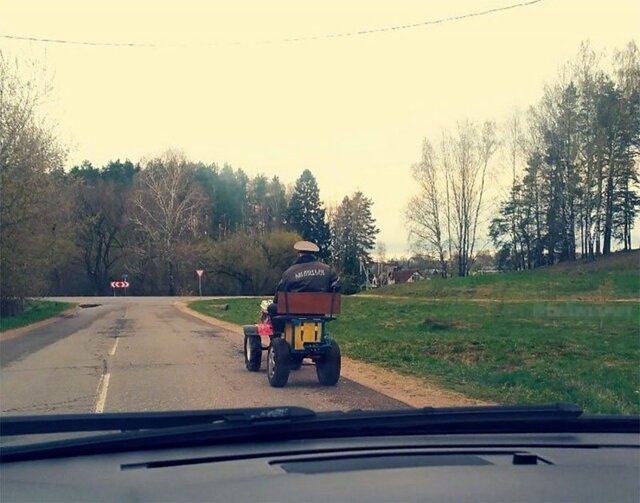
[316,339,341,386]
[267,338,291,387]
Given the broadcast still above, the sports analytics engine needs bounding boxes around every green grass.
[367,249,640,301]
[0,300,74,332]
[188,252,640,414]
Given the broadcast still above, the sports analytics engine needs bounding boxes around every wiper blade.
[1,407,318,463]
[3,403,637,463]
[0,406,315,436]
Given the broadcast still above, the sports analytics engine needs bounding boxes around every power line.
[1,0,543,48]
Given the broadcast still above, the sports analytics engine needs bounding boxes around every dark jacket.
[273,254,339,302]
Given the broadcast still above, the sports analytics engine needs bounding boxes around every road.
[0,297,407,415]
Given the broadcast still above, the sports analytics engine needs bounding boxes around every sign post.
[109,281,130,296]
[196,269,204,297]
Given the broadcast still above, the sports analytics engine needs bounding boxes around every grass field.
[367,249,640,301]
[189,251,640,414]
[0,300,74,332]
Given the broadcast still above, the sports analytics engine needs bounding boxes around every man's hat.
[294,241,320,253]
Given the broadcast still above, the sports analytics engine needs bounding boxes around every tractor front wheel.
[244,333,262,371]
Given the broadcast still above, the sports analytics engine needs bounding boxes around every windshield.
[0,0,638,432]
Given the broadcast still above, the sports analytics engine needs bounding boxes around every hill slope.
[366,250,640,300]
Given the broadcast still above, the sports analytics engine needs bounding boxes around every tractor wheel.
[290,354,304,371]
[267,338,291,387]
[244,333,262,371]
[316,339,341,386]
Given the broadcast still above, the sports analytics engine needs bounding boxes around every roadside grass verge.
[0,300,74,332]
[189,296,640,414]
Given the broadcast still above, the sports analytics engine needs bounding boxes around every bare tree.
[375,240,387,263]
[74,180,128,294]
[132,150,208,295]
[505,110,527,186]
[443,121,498,276]
[502,110,528,268]
[406,139,449,276]
[407,121,497,277]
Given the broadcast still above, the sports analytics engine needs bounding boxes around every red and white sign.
[195,269,204,278]
[110,281,130,288]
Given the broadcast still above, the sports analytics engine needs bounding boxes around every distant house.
[472,266,499,276]
[370,262,400,287]
[389,269,423,285]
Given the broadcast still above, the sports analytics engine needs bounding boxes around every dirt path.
[176,302,491,409]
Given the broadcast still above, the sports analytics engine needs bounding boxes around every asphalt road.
[0,297,407,415]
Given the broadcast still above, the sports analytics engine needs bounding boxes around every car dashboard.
[2,431,639,502]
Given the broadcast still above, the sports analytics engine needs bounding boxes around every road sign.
[195,269,204,296]
[110,281,130,288]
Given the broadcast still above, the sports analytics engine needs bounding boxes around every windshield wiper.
[0,406,315,436]
[2,403,637,463]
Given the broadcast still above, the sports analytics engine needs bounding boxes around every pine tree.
[330,191,379,292]
[286,170,331,259]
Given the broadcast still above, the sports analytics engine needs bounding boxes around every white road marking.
[109,337,119,356]
[96,309,125,413]
[94,373,111,413]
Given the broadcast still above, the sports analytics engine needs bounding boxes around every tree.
[500,110,529,269]
[331,191,379,293]
[287,170,331,259]
[611,41,640,251]
[101,159,140,184]
[491,42,639,266]
[407,121,497,277]
[70,160,137,295]
[375,242,387,262]
[246,174,288,233]
[69,160,101,183]
[406,139,449,276]
[213,165,248,238]
[131,151,208,295]
[0,53,69,314]
[265,176,288,231]
[204,230,299,295]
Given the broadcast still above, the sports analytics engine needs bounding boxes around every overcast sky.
[2,0,639,255]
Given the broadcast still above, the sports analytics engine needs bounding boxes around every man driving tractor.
[268,240,340,333]
[243,239,343,387]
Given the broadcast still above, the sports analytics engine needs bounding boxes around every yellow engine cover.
[285,321,323,351]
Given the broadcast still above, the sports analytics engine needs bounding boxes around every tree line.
[407,41,639,275]
[1,52,379,312]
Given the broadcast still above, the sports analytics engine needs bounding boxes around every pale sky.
[2,0,639,255]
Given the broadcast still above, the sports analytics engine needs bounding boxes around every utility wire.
[1,0,543,48]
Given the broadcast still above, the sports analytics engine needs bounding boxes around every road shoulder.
[0,306,79,341]
[175,301,491,409]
